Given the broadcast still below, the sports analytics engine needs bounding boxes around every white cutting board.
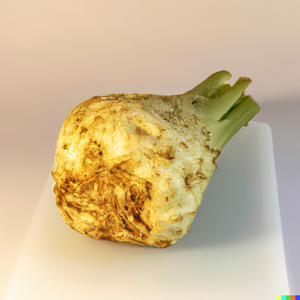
[4,122,289,300]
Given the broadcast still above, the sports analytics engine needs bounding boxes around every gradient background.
[1,0,299,296]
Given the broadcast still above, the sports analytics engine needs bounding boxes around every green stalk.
[183,70,232,99]
[205,77,252,120]
[208,95,260,149]
[184,71,260,150]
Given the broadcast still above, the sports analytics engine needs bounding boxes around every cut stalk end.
[206,77,252,121]
[183,70,232,99]
[208,95,260,150]
[183,70,260,151]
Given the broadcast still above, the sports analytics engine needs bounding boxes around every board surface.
[4,122,289,300]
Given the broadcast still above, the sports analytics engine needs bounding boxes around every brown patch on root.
[135,126,150,136]
[53,161,155,246]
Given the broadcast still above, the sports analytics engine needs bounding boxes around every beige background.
[1,0,300,297]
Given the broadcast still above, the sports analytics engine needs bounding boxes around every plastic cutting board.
[4,122,289,299]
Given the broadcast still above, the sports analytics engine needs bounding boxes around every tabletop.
[1,0,299,297]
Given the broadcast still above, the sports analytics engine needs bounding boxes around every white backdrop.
[1,0,299,297]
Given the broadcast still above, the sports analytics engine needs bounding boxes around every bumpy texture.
[52,93,220,248]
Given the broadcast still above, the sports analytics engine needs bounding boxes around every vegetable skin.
[51,71,260,248]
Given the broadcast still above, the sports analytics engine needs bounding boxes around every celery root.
[51,70,260,248]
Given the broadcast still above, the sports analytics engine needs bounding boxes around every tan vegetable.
[51,71,260,248]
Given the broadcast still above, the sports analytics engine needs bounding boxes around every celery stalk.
[185,70,260,150]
